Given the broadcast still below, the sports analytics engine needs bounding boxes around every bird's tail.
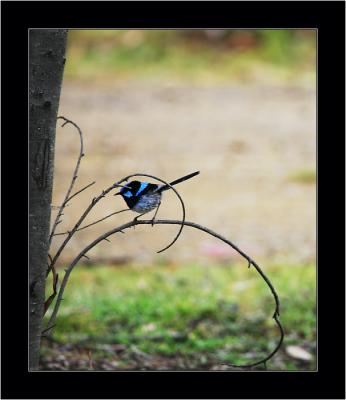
[157,171,200,192]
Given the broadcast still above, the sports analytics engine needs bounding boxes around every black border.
[2,1,345,399]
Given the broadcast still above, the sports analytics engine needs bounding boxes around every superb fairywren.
[114,171,200,220]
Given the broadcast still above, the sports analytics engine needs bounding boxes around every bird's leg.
[151,201,161,227]
[132,212,148,228]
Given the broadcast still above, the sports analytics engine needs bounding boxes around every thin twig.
[53,209,129,236]
[46,185,126,277]
[47,173,185,276]
[48,253,53,264]
[44,253,59,314]
[43,266,59,316]
[41,324,56,336]
[45,219,284,369]
[65,181,96,204]
[48,116,85,248]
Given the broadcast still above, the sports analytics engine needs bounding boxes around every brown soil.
[52,80,316,266]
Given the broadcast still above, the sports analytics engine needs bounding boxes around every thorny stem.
[45,117,282,368]
[47,173,186,276]
[45,219,284,369]
[46,181,121,276]
[53,209,130,236]
[48,116,85,248]
[65,181,96,204]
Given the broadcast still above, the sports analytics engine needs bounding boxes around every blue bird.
[114,171,200,221]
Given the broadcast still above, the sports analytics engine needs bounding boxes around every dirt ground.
[52,80,316,266]
[41,337,313,371]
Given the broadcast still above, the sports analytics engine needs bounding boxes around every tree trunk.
[29,29,67,370]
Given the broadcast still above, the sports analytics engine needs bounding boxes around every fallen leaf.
[286,345,312,361]
[141,323,156,333]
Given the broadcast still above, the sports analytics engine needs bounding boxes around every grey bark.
[29,29,67,370]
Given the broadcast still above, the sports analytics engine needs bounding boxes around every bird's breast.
[132,192,162,213]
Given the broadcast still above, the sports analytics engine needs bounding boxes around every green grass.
[43,261,316,370]
[289,169,316,184]
[64,30,316,85]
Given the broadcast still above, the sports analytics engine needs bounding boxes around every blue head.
[115,180,158,209]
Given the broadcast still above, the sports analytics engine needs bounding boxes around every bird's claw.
[132,213,147,228]
[132,216,139,229]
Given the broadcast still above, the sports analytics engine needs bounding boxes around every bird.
[114,171,200,222]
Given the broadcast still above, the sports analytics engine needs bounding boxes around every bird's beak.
[113,192,121,196]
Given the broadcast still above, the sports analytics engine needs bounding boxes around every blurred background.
[43,30,316,371]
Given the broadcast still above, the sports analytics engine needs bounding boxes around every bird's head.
[113,182,132,197]
[113,181,140,198]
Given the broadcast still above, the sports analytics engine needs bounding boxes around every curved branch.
[116,173,186,253]
[48,116,85,247]
[47,173,185,275]
[45,219,284,369]
[47,182,122,276]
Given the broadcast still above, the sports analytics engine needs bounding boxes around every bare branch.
[64,181,96,205]
[45,218,284,369]
[41,324,56,336]
[46,181,123,277]
[45,153,283,369]
[53,209,129,237]
[47,172,185,276]
[48,116,85,247]
[43,265,59,317]
[47,253,53,264]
